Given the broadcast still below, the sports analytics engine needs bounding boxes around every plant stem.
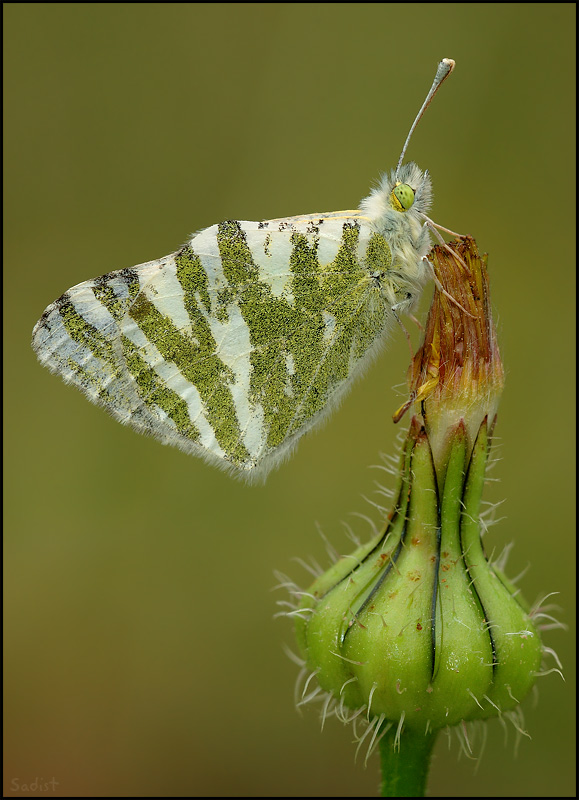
[378,724,438,797]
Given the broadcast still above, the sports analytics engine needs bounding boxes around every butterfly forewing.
[33,212,396,478]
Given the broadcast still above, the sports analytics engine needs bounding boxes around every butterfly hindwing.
[32,261,163,433]
[33,212,395,478]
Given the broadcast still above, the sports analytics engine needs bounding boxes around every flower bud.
[291,238,543,734]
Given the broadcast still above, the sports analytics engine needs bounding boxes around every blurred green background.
[4,3,575,797]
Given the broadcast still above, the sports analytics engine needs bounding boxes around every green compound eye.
[391,182,416,212]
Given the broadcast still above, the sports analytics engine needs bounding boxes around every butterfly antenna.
[395,58,455,180]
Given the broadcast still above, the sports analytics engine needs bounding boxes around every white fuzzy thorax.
[359,162,433,307]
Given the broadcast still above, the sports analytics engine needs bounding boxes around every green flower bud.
[288,238,548,743]
[294,415,542,732]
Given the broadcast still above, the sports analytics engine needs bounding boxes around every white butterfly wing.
[33,212,397,479]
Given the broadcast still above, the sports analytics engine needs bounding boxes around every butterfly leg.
[391,304,416,360]
[406,312,424,332]
[421,218,471,274]
[421,214,464,239]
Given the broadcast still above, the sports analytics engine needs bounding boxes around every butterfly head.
[359,162,432,227]
[387,162,432,216]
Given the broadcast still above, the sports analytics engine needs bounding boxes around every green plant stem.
[378,724,438,797]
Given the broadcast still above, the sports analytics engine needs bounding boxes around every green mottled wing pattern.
[32,212,397,479]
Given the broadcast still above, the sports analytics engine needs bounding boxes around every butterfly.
[32,59,456,482]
